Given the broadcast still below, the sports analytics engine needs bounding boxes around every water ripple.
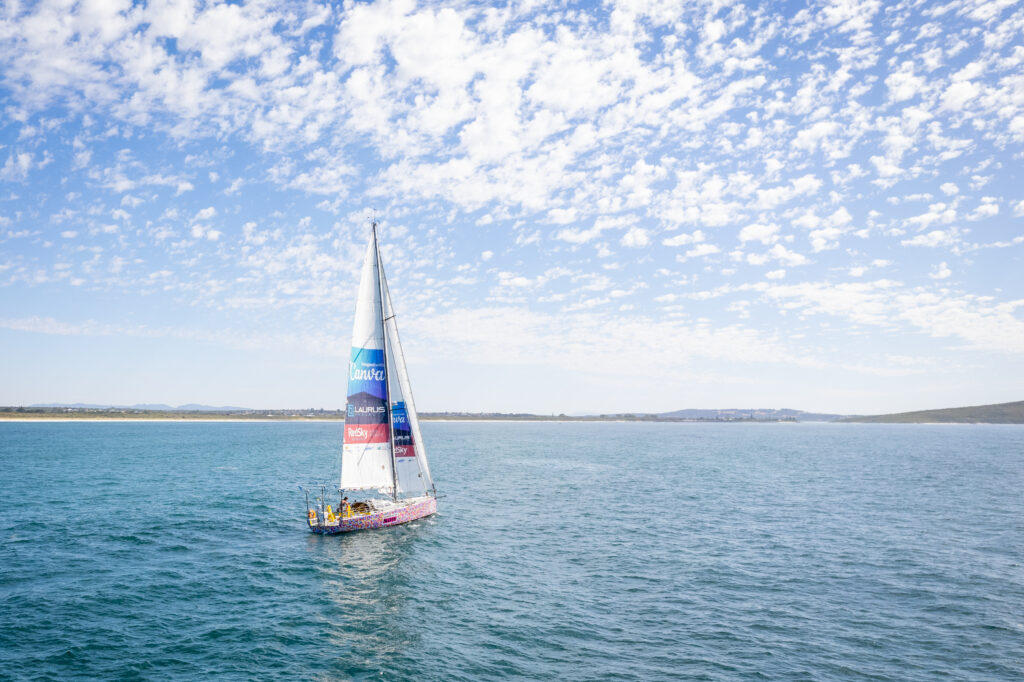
[1,421,1023,679]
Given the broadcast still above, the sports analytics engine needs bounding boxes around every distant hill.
[841,400,1024,424]
[174,403,251,412]
[658,408,843,422]
[31,402,251,411]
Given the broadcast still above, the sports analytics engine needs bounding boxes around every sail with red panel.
[340,228,395,492]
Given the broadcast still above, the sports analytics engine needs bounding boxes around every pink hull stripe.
[310,497,436,535]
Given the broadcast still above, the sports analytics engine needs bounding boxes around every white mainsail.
[341,225,434,498]
[340,233,394,492]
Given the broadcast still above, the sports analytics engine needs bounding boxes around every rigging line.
[379,254,433,496]
[350,327,379,362]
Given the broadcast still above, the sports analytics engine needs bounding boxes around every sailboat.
[306,221,437,534]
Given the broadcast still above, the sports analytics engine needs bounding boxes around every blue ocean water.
[1,421,1023,680]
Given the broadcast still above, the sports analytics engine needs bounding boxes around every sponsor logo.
[351,367,385,382]
[345,423,388,443]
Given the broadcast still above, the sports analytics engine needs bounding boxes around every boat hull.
[309,496,436,535]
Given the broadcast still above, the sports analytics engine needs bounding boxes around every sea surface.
[1,421,1023,681]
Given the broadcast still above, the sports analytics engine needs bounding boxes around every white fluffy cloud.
[620,227,650,248]
[0,0,1022,413]
[739,223,779,244]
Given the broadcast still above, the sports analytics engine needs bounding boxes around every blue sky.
[1,0,1023,415]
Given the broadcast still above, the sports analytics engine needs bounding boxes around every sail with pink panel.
[340,226,434,497]
[341,234,394,492]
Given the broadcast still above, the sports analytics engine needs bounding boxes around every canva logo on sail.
[392,401,414,455]
[348,347,387,399]
[351,366,385,382]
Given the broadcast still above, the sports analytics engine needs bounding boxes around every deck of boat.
[309,495,436,534]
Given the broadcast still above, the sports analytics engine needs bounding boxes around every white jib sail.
[380,258,434,497]
[340,233,395,492]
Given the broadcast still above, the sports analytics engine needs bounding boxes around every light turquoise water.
[1,421,1023,680]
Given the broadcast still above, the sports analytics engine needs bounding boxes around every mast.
[373,220,399,501]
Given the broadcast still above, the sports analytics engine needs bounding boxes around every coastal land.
[1,406,834,422]
[840,400,1024,424]
[4,401,1023,423]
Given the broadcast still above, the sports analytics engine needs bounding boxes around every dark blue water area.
[1,421,1023,680]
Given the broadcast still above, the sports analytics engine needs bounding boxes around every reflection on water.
[306,521,437,677]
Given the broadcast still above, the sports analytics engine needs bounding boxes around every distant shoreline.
[0,415,804,424]
[0,413,333,419]
[0,409,803,423]
[4,411,1011,421]
[4,399,1021,423]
